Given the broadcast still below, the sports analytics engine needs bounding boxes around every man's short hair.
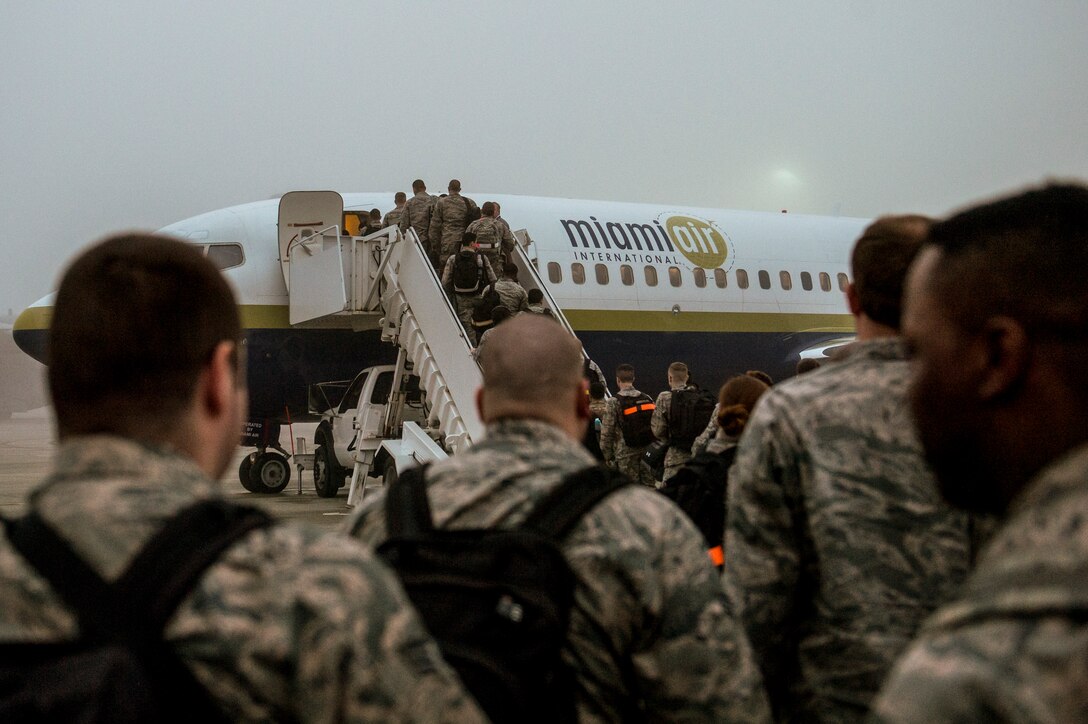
[589,381,606,400]
[668,362,689,380]
[851,215,931,330]
[927,182,1088,394]
[481,201,495,217]
[527,288,544,304]
[48,234,242,439]
[412,179,426,192]
[502,263,518,278]
[615,364,636,383]
[448,179,461,193]
[395,191,406,203]
[461,231,477,246]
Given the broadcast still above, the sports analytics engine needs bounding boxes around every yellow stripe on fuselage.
[15,303,854,335]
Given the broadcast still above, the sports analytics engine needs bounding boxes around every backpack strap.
[4,499,272,642]
[521,466,632,541]
[384,464,436,537]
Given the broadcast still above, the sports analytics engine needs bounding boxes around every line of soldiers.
[3,181,1087,722]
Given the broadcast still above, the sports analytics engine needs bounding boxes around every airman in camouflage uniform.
[383,191,407,229]
[868,185,1088,723]
[599,364,656,488]
[430,180,478,270]
[0,234,486,723]
[347,315,772,723]
[724,217,980,723]
[650,362,696,483]
[441,236,496,345]
[0,440,486,723]
[466,202,515,270]
[400,179,438,264]
[493,263,529,315]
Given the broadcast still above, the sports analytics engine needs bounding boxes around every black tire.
[239,453,261,493]
[313,430,344,498]
[248,452,291,494]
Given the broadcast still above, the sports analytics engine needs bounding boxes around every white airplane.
[13,191,864,478]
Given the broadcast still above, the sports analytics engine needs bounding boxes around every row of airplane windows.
[547,262,851,293]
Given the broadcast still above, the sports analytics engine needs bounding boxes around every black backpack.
[472,284,502,328]
[462,196,481,225]
[667,387,717,446]
[616,393,656,448]
[376,464,631,723]
[0,500,272,724]
[659,447,737,570]
[453,251,484,294]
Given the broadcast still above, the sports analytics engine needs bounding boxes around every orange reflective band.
[707,546,724,567]
[623,403,656,415]
[639,403,655,412]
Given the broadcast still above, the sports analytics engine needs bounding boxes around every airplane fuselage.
[14,192,865,420]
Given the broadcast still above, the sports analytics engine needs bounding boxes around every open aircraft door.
[278,191,349,326]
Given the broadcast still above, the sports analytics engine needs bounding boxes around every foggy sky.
[2,1,1087,314]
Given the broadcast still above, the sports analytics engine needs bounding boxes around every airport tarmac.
[0,412,363,531]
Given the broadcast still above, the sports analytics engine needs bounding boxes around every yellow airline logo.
[661,215,730,269]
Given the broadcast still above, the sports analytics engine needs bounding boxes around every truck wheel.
[249,452,291,494]
[239,452,261,493]
[313,430,343,498]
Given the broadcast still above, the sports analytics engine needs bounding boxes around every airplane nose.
[12,303,50,364]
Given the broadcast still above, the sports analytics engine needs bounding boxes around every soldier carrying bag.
[616,393,656,448]
[659,446,738,570]
[667,387,717,447]
[377,464,632,723]
[452,251,485,294]
[0,500,272,724]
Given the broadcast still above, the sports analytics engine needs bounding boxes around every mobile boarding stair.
[279,190,590,505]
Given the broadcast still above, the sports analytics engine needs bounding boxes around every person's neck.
[618,382,633,391]
[854,314,898,341]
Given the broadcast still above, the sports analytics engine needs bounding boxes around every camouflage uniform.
[0,436,485,723]
[383,206,406,229]
[347,419,772,723]
[441,251,495,345]
[429,193,478,270]
[400,191,438,263]
[690,405,720,456]
[723,339,980,723]
[599,388,656,488]
[869,443,1088,723]
[493,278,529,315]
[465,216,515,270]
[650,384,696,482]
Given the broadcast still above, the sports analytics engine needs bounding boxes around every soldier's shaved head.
[448,179,461,193]
[476,315,586,437]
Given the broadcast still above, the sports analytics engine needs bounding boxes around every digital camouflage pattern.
[399,191,438,262]
[383,207,406,229]
[0,437,485,723]
[347,419,772,724]
[869,443,1088,723]
[466,216,515,270]
[723,339,980,723]
[440,252,495,345]
[600,388,656,487]
[492,278,529,315]
[650,385,695,482]
[429,194,478,270]
[691,407,719,456]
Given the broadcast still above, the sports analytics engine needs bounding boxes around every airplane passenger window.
[620,264,634,286]
[736,269,749,289]
[714,268,728,288]
[838,272,850,292]
[780,271,792,291]
[693,268,707,288]
[206,243,244,270]
[819,272,832,292]
[548,262,562,284]
[571,263,586,285]
[644,266,658,286]
[758,270,771,290]
[668,267,682,287]
[800,271,813,291]
[595,264,609,285]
